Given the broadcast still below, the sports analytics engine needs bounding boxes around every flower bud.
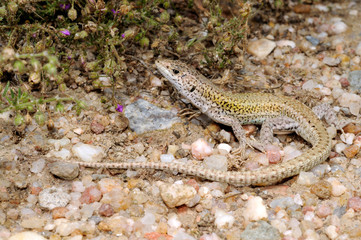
[13,60,26,74]
[139,37,149,48]
[0,6,7,18]
[29,71,41,84]
[48,56,59,66]
[159,11,170,23]
[43,63,57,75]
[103,59,116,75]
[174,14,183,25]
[30,58,41,71]
[34,111,46,126]
[68,7,77,21]
[74,30,88,39]
[14,114,24,126]
[7,2,18,15]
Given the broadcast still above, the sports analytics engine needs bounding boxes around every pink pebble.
[191,138,213,160]
[79,186,102,204]
[348,197,361,212]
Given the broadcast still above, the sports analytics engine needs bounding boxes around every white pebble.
[338,92,361,116]
[214,209,235,229]
[327,178,347,197]
[277,40,296,48]
[335,143,347,154]
[325,225,338,239]
[340,133,355,145]
[247,39,276,59]
[46,149,71,160]
[191,138,213,160]
[160,154,175,163]
[48,138,71,151]
[133,142,145,154]
[219,130,231,142]
[168,214,181,228]
[72,143,105,162]
[204,155,227,171]
[30,159,46,173]
[329,21,347,35]
[297,171,318,186]
[217,143,232,153]
[350,10,358,16]
[283,146,302,161]
[243,196,268,223]
[9,231,46,240]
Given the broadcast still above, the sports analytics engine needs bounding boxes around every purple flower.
[116,104,123,113]
[121,33,125,38]
[60,29,70,36]
[60,3,71,10]
[111,9,119,16]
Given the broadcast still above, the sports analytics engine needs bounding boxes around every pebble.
[160,183,197,208]
[72,143,105,162]
[297,171,318,186]
[247,39,276,59]
[311,180,332,199]
[335,142,347,154]
[214,209,235,229]
[217,143,232,153]
[356,42,361,56]
[203,155,227,171]
[39,187,71,210]
[305,36,320,46]
[49,162,79,180]
[343,144,360,158]
[124,99,181,134]
[348,70,361,93]
[30,158,46,173]
[240,221,281,240]
[347,197,361,211]
[160,154,175,163]
[323,57,340,67]
[90,120,105,134]
[327,178,347,197]
[243,196,268,223]
[325,225,338,239]
[8,231,47,240]
[340,133,355,145]
[79,186,102,204]
[191,138,213,160]
[48,138,71,151]
[329,21,348,35]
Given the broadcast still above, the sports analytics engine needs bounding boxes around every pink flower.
[60,29,70,36]
[116,104,123,112]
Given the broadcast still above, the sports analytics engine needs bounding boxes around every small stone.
[132,142,145,154]
[305,36,320,46]
[349,70,361,93]
[204,155,227,171]
[160,154,175,163]
[327,178,347,197]
[343,123,361,135]
[316,202,332,218]
[98,203,114,217]
[72,143,105,162]
[160,183,197,208]
[9,231,47,240]
[247,39,276,59]
[343,145,360,158]
[243,196,268,223]
[340,133,355,145]
[52,207,69,219]
[335,143,347,154]
[323,57,340,67]
[310,180,332,199]
[293,4,311,13]
[214,208,235,229]
[167,145,179,155]
[49,162,79,180]
[329,21,347,35]
[79,186,102,204]
[191,138,213,160]
[297,171,318,186]
[240,221,280,240]
[356,42,361,56]
[325,225,338,239]
[348,197,361,211]
[30,158,46,173]
[39,187,71,210]
[90,120,105,134]
[217,143,232,153]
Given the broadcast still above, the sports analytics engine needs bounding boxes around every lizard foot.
[178,108,201,121]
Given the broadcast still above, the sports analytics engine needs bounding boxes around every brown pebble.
[293,4,311,14]
[186,179,199,192]
[52,207,69,219]
[339,77,350,87]
[343,145,360,158]
[343,123,361,135]
[91,120,105,134]
[98,203,115,217]
[310,180,332,199]
[348,197,361,212]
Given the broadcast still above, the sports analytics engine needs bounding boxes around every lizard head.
[155,59,202,95]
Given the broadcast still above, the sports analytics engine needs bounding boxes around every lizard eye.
[172,69,180,74]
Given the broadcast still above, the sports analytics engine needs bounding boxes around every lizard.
[65,59,332,186]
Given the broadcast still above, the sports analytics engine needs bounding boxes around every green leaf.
[2,81,9,97]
